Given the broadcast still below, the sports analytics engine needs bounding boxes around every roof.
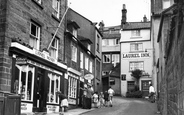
[78,35,93,44]
[110,63,120,77]
[102,63,114,71]
[103,33,121,39]
[123,22,151,30]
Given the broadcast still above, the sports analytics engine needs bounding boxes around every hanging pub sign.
[122,52,150,59]
[84,74,94,80]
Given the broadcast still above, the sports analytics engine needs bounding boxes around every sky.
[68,0,150,27]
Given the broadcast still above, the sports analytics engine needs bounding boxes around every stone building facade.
[151,0,184,114]
[0,0,68,113]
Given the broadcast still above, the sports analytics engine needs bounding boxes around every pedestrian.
[56,91,68,114]
[99,92,105,108]
[92,92,99,108]
[104,90,109,107]
[86,84,93,109]
[108,86,115,107]
[148,83,155,103]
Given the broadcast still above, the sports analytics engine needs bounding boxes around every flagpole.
[47,4,70,50]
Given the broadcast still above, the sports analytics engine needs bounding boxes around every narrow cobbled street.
[81,96,160,115]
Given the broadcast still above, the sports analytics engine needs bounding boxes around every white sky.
[68,0,150,27]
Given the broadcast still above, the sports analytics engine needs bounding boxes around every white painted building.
[120,21,152,97]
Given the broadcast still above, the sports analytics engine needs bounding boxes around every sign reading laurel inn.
[122,52,150,59]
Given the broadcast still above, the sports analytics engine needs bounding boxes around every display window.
[14,65,35,101]
[68,74,78,98]
[47,73,60,104]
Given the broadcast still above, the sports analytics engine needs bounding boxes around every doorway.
[141,80,151,97]
[33,68,46,112]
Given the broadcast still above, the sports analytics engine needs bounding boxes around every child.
[92,92,99,108]
[99,92,105,108]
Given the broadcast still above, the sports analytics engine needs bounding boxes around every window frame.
[68,75,77,98]
[129,61,144,71]
[130,43,143,52]
[103,54,111,63]
[71,45,77,62]
[30,21,41,50]
[49,37,59,59]
[131,30,141,37]
[80,52,84,69]
[47,73,60,104]
[52,0,60,19]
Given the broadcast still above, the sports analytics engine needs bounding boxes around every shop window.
[68,76,77,98]
[47,73,60,104]
[30,21,40,50]
[14,65,35,101]
[52,0,60,18]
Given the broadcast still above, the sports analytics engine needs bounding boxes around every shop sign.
[84,74,94,80]
[33,49,56,64]
[16,58,27,64]
[68,98,76,105]
[122,52,150,59]
[47,105,59,113]
[21,103,33,113]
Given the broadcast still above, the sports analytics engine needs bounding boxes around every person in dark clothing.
[86,84,93,109]
[104,90,109,107]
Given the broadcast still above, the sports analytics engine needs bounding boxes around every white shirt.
[149,86,155,93]
[108,88,114,96]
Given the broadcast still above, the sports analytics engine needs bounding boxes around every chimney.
[121,4,127,28]
[143,15,147,22]
[98,20,105,31]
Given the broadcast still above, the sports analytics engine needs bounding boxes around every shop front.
[10,42,67,113]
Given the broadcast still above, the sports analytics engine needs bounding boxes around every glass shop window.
[68,76,77,98]
[47,73,60,104]
[14,65,35,101]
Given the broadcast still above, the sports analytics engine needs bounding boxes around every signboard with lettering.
[68,98,76,105]
[47,105,59,113]
[122,52,150,59]
[21,103,33,113]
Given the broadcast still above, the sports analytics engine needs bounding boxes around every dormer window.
[87,44,91,51]
[72,27,77,38]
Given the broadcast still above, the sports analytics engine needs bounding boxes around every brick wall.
[0,0,67,92]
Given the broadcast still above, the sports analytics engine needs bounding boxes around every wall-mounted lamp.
[145,48,154,52]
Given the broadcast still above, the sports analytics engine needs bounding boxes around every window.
[87,44,91,51]
[131,30,140,37]
[71,45,77,62]
[15,65,35,101]
[30,21,40,50]
[127,81,135,92]
[89,61,92,73]
[49,38,58,58]
[85,57,89,70]
[130,43,143,52]
[35,0,41,4]
[102,39,109,46]
[103,54,111,63]
[110,79,115,85]
[52,0,60,18]
[68,75,77,98]
[72,28,77,38]
[80,52,83,69]
[112,54,119,66]
[129,61,144,71]
[97,35,100,52]
[116,38,120,44]
[47,73,60,104]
